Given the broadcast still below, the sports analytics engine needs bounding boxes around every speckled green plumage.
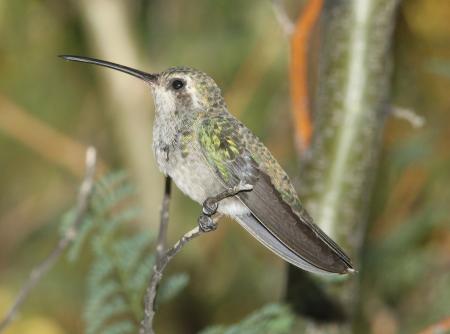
[198,115,307,219]
[198,117,241,181]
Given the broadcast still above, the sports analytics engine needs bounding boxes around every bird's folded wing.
[198,116,353,274]
[236,170,353,274]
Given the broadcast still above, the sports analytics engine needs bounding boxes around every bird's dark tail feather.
[235,213,338,274]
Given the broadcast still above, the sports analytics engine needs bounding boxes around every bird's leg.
[198,213,220,233]
[198,182,253,232]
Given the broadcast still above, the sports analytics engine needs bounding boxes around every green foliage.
[64,171,188,334]
[199,304,295,334]
[156,273,190,306]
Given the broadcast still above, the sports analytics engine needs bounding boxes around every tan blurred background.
[0,0,449,333]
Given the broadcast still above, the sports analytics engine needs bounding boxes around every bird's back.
[227,115,307,217]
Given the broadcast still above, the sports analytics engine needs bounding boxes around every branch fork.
[140,179,253,334]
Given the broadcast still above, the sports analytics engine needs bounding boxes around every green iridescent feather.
[197,116,306,218]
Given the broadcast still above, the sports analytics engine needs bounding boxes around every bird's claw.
[202,198,218,216]
[199,198,218,232]
[236,181,253,192]
[198,214,217,232]
[198,182,253,233]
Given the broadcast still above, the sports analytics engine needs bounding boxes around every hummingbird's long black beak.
[59,55,158,83]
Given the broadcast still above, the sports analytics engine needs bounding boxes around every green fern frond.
[62,171,189,334]
[98,321,136,334]
[112,233,154,275]
[92,207,142,253]
[92,182,136,215]
[85,231,153,330]
[87,253,114,286]
[85,296,130,334]
[199,304,295,334]
[60,209,94,262]
[157,273,190,305]
[65,171,138,262]
[85,280,121,315]
[129,255,155,295]
[94,170,129,197]
[67,216,94,262]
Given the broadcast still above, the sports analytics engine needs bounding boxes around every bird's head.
[60,56,225,118]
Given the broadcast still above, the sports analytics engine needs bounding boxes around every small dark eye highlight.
[171,79,185,90]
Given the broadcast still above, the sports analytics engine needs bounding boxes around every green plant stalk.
[287,0,399,326]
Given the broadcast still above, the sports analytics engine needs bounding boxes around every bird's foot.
[198,214,217,232]
[197,182,253,233]
[208,182,254,204]
[198,198,219,232]
[233,181,254,193]
[202,198,218,216]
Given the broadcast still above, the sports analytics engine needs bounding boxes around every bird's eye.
[171,79,185,90]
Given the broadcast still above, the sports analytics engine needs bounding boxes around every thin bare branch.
[155,177,172,260]
[0,147,97,333]
[140,182,252,334]
[391,106,426,128]
[141,225,204,334]
[271,0,295,36]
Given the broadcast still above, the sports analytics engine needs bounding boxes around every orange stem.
[418,317,450,334]
[289,0,323,152]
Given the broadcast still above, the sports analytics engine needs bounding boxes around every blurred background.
[0,0,449,333]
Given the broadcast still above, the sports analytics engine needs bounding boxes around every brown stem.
[141,226,204,333]
[155,177,172,261]
[140,182,252,333]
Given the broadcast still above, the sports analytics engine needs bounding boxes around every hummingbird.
[61,55,354,275]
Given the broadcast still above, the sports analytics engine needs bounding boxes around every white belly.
[154,143,249,217]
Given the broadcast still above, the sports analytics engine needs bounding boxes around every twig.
[155,177,172,260]
[143,176,172,334]
[140,183,253,334]
[391,106,426,128]
[0,147,97,332]
[141,226,203,334]
[141,177,171,334]
[271,0,295,36]
[205,182,253,206]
